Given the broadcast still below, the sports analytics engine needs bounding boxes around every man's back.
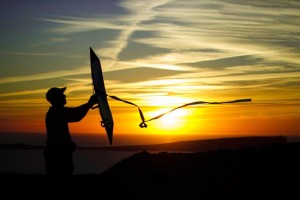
[46,106,72,151]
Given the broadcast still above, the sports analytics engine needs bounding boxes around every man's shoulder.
[48,106,67,111]
[46,107,66,118]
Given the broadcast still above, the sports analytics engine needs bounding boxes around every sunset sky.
[0,0,300,143]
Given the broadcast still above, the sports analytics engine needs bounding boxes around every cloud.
[0,51,57,56]
[98,0,173,69]
[29,38,70,47]
[103,67,190,83]
[2,0,300,105]
[37,16,124,34]
[132,0,300,64]
[0,89,46,98]
[0,67,89,84]
[38,0,173,68]
[36,0,300,72]
[185,55,258,68]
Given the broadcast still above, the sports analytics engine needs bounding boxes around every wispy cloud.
[0,67,89,84]
[29,38,70,47]
[35,0,300,71]
[131,0,300,65]
[37,16,124,34]
[97,0,173,69]
[0,51,57,56]
[0,89,46,97]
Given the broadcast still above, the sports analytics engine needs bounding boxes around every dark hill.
[1,141,300,200]
[0,136,287,152]
[0,136,286,151]
[80,136,287,151]
[98,142,300,200]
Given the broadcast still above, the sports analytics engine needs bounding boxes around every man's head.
[46,87,67,106]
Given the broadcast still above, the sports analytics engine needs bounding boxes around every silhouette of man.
[44,87,97,176]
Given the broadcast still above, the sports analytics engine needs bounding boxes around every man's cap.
[46,87,66,103]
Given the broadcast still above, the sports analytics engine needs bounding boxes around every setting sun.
[146,107,192,133]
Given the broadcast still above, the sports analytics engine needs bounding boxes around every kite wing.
[90,47,114,145]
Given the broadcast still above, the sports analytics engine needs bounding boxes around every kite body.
[90,47,113,145]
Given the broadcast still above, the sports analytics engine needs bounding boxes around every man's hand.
[88,94,98,108]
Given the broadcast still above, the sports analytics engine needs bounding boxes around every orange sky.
[1,99,299,139]
[58,103,299,137]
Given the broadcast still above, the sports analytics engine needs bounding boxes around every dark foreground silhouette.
[44,87,97,176]
[1,141,300,200]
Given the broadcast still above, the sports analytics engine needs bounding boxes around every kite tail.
[107,95,251,128]
[143,98,252,124]
[107,95,148,128]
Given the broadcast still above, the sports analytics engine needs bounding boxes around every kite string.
[107,95,251,128]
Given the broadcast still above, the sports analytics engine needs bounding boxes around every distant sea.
[0,149,135,174]
[0,133,141,174]
[0,132,231,146]
[0,132,299,174]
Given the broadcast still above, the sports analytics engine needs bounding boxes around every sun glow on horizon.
[147,107,193,133]
[138,95,199,133]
